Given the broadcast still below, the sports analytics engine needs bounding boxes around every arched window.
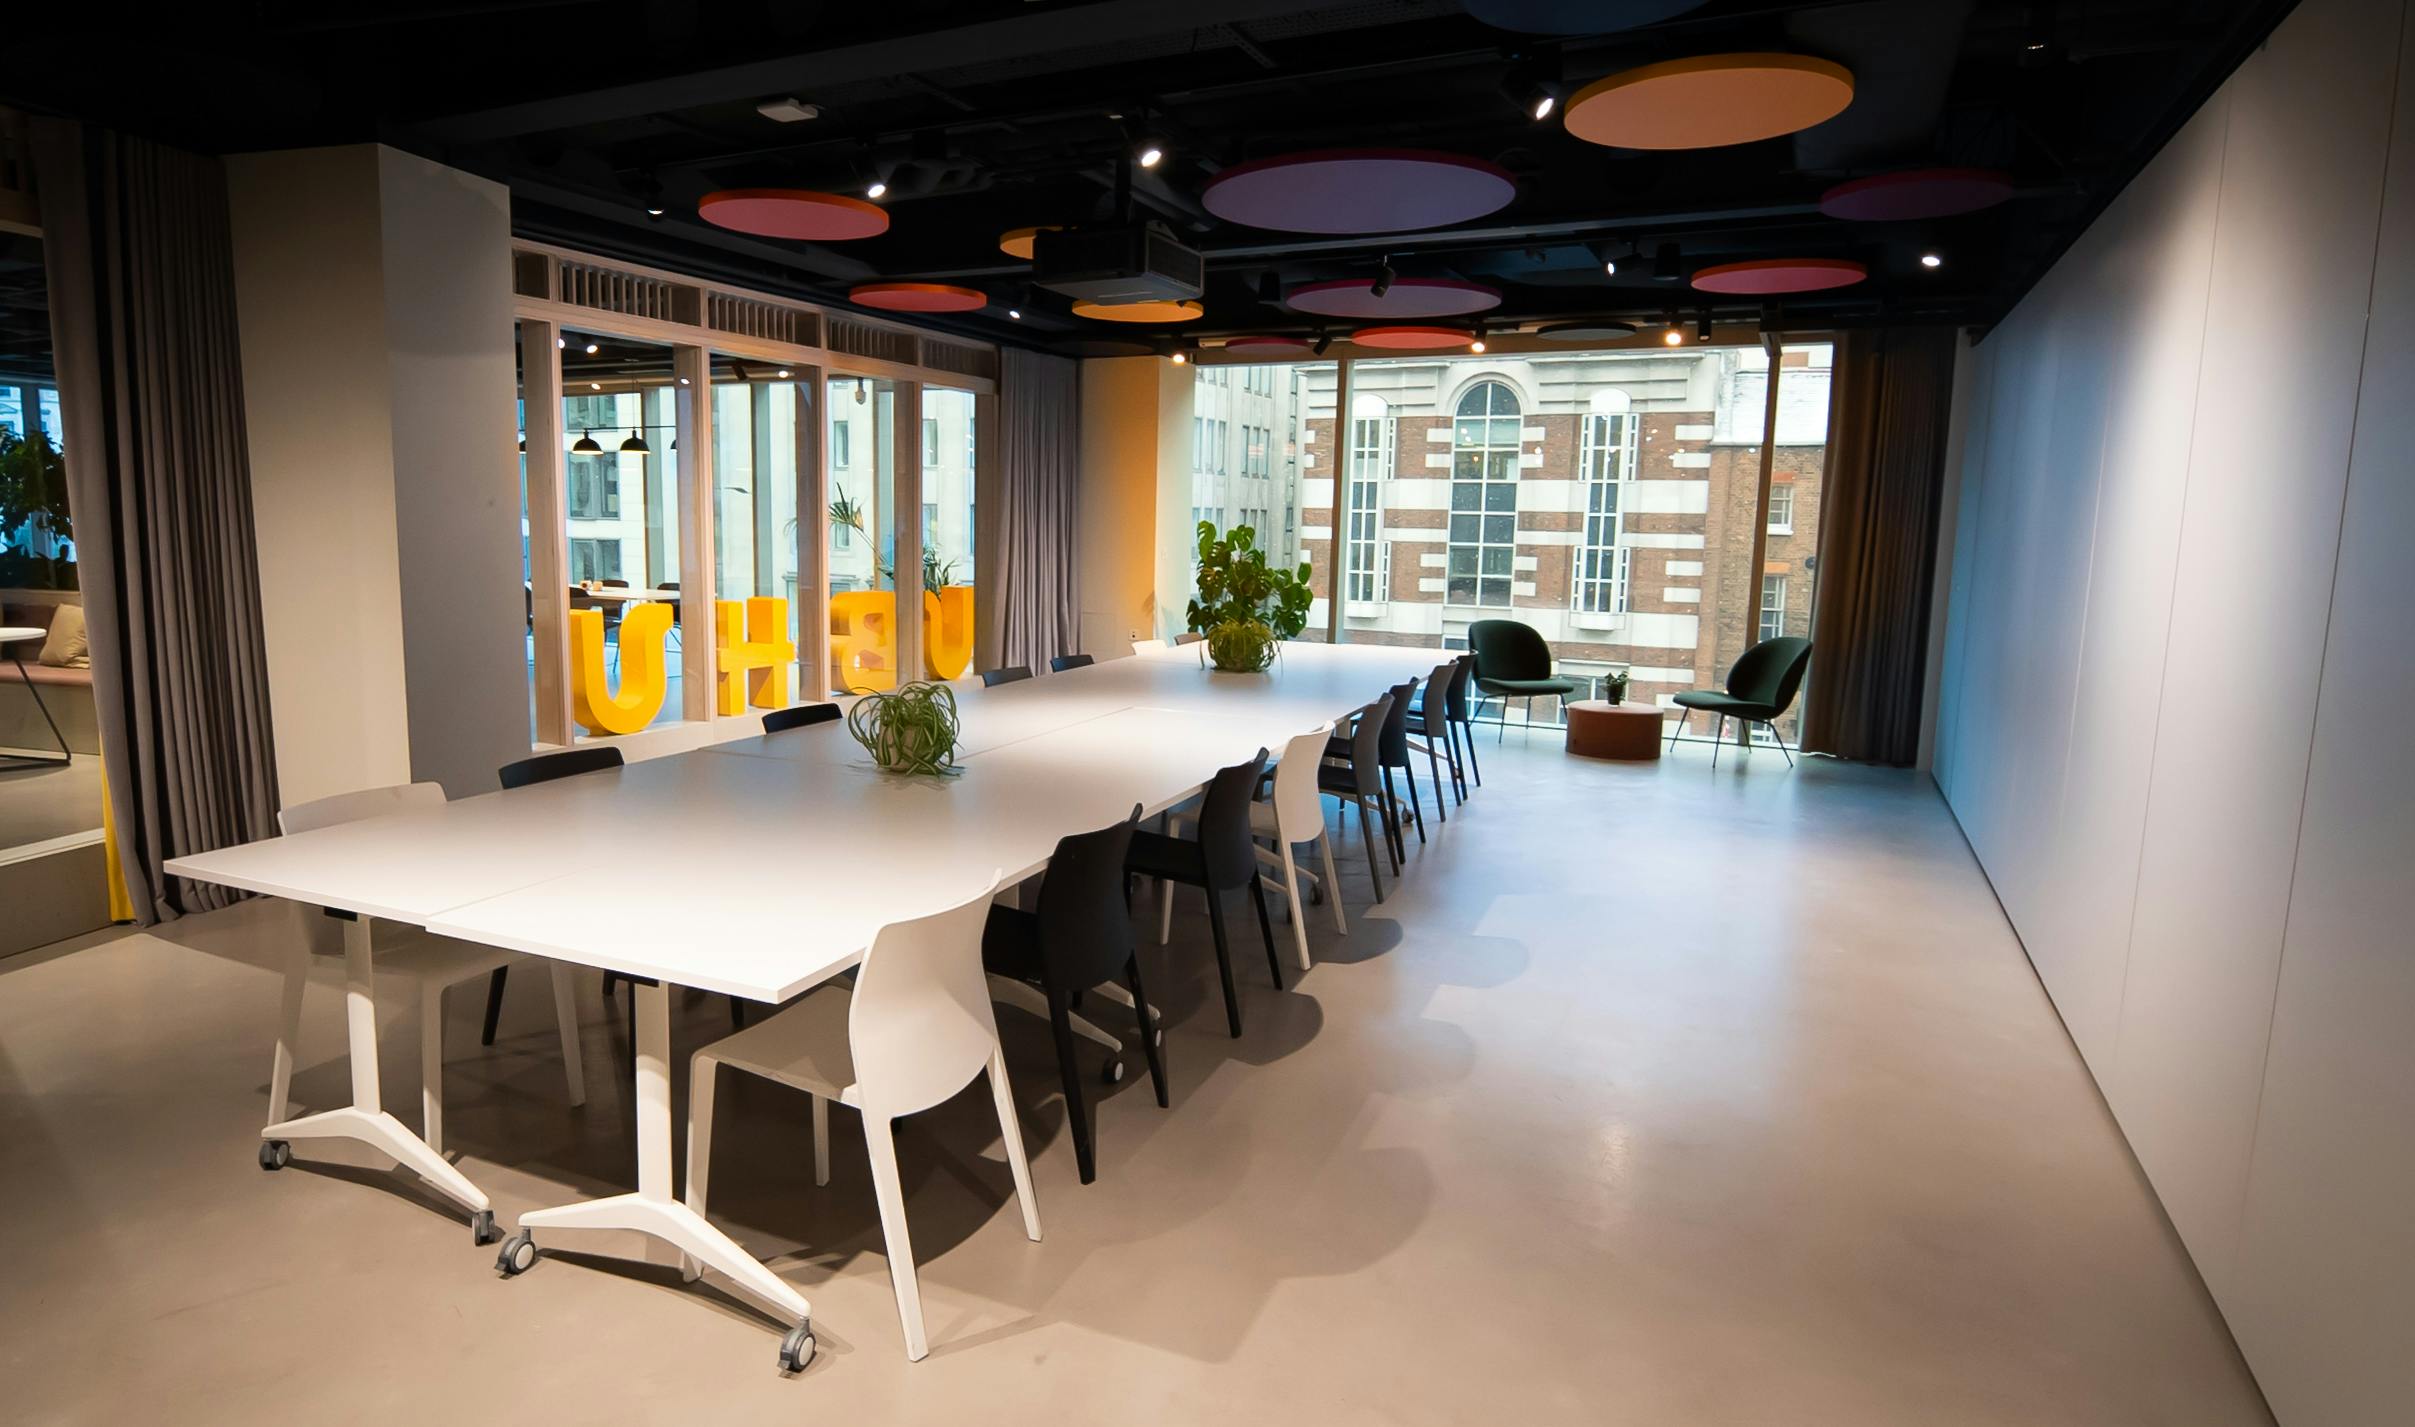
[1344,393,1392,605]
[1448,380,1522,606]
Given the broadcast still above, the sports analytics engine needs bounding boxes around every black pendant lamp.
[619,428,651,454]
[571,429,604,454]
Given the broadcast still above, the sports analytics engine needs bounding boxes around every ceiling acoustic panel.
[1220,335,1317,355]
[1070,298,1205,323]
[698,189,890,240]
[1350,325,1478,350]
[849,282,986,313]
[1287,277,1502,319]
[1564,55,1855,150]
[1690,258,1868,294]
[1202,149,1517,234]
[1461,0,1707,34]
[1819,168,2015,221]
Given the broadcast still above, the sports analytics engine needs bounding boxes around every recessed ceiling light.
[756,97,821,123]
[645,205,665,217]
[555,337,566,349]
[1008,308,1023,320]
[584,342,599,355]
[678,377,690,385]
[1663,328,1685,346]
[1138,143,1165,169]
[1920,252,1944,268]
[1469,337,1488,353]
[589,381,602,390]
[776,369,792,378]
[866,179,888,199]
[1170,349,1188,364]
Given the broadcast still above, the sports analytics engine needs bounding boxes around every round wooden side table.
[1565,699,1663,761]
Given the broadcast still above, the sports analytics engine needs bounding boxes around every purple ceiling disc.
[1461,0,1707,34]
[1286,277,1503,319]
[1203,149,1518,235]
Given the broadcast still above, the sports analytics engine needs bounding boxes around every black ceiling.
[8,0,2294,354]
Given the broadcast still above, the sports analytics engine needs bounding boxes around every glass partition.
[919,386,977,681]
[826,374,899,694]
[712,358,807,701]
[559,329,684,730]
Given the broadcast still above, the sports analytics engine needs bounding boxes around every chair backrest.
[499,745,626,789]
[1132,638,1169,654]
[1049,654,1094,673]
[1377,677,1417,765]
[1468,618,1552,682]
[1196,748,1272,890]
[1414,660,1457,730]
[280,781,444,836]
[1035,807,1141,991]
[1268,724,1333,839]
[762,703,841,733]
[848,872,1009,1119]
[1336,691,1392,794]
[600,578,630,588]
[1446,653,1475,720]
[981,665,1033,687]
[1725,636,1814,712]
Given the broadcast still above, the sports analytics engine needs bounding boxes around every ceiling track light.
[1695,310,1714,343]
[1370,259,1396,300]
[1653,242,1682,283]
[1920,251,1944,269]
[1008,307,1023,320]
[1313,333,1333,357]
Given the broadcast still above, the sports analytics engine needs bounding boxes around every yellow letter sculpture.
[829,590,898,693]
[716,597,797,716]
[922,585,975,681]
[570,603,671,735]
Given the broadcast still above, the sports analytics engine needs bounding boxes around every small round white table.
[1,627,74,768]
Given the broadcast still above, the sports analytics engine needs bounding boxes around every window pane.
[919,386,977,680]
[828,374,898,694]
[1483,482,1516,512]
[561,330,685,730]
[710,356,806,701]
[1450,481,1480,510]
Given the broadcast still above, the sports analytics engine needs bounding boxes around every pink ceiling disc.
[1690,258,1867,294]
[849,282,986,313]
[1287,277,1502,319]
[1221,335,1316,355]
[1351,325,1478,350]
[699,189,890,241]
[1203,149,1517,234]
[1819,168,2014,222]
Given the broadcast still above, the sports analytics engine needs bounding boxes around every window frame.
[1571,410,1635,618]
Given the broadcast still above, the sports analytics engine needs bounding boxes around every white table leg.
[260,918,492,1227]
[503,980,813,1352]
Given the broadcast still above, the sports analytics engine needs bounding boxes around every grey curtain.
[991,348,1081,668]
[31,119,278,922]
[1800,326,1957,766]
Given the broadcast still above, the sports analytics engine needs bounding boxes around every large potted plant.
[846,679,962,775]
[1187,521,1313,673]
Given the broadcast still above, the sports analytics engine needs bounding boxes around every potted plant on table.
[1600,667,1632,705]
[846,679,962,775]
[1187,522,1313,673]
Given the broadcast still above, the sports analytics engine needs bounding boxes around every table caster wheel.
[777,1322,815,1374]
[258,1140,291,1171]
[1102,1058,1126,1085]
[495,1230,538,1276]
[470,1209,500,1246]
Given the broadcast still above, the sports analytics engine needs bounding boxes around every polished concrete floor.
[0,736,2273,1426]
[0,755,103,856]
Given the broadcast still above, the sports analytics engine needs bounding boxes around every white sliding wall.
[1935,0,2414,1421]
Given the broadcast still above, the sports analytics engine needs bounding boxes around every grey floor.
[0,736,2273,1426]
[0,755,102,855]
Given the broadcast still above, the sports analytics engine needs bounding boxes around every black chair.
[762,703,841,733]
[983,806,1167,1184]
[1403,658,1459,819]
[1339,676,1424,849]
[1468,618,1581,740]
[1127,750,1281,1038]
[1318,692,1397,900]
[1049,654,1094,673]
[981,666,1033,687]
[1670,636,1813,768]
[1444,653,1480,791]
[484,747,627,1046]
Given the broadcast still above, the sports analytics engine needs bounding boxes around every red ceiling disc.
[698,189,890,241]
[1221,335,1316,355]
[1351,325,1479,350]
[1690,258,1867,294]
[1819,168,2014,221]
[1287,277,1502,319]
[1202,149,1517,234]
[850,282,986,313]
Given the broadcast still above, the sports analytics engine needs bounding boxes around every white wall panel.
[2228,9,2415,1420]
[2111,0,2400,1297]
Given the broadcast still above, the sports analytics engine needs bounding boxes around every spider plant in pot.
[846,679,962,776]
[1187,521,1313,673]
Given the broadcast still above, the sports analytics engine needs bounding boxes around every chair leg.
[862,1119,929,1361]
[547,962,586,1108]
[1249,873,1284,990]
[420,981,446,1156]
[1445,718,1466,803]
[1711,714,1725,769]
[480,965,508,1047]
[811,1093,830,1187]
[1127,958,1170,1108]
[1423,733,1448,822]
[1317,830,1348,934]
[268,939,308,1126]
[1202,886,1244,1038]
[1279,842,1313,971]
[984,1048,1043,1238]
[1399,761,1427,843]
[1375,775,1404,870]
[1046,989,1096,1184]
[1355,799,1386,902]
[1770,722,1795,767]
[1668,716,1683,754]
[1462,717,1483,785]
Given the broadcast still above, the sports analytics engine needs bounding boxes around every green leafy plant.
[829,487,959,588]
[0,422,73,590]
[846,679,962,775]
[1188,522,1311,673]
[1601,668,1631,705]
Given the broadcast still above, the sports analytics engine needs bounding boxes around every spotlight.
[1653,243,1682,283]
[1137,140,1165,169]
[1008,308,1023,320]
[572,429,603,453]
[1696,310,1713,343]
[1170,349,1188,365]
[645,205,665,218]
[556,337,566,349]
[589,382,602,391]
[1604,255,1617,276]
[1313,333,1333,356]
[1469,336,1488,353]
[584,342,599,355]
[854,379,869,405]
[1503,60,1559,122]
[776,369,793,378]
[619,429,650,454]
[866,178,888,199]
[1662,327,1685,347]
[1920,252,1944,269]
[1371,260,1395,300]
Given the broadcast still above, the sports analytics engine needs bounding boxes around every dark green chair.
[1670,636,1813,768]
[1467,619,1582,741]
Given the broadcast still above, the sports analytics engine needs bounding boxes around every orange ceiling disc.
[1690,258,1867,294]
[697,189,890,240]
[1351,325,1477,350]
[1564,53,1854,150]
[1071,299,1205,323]
[998,226,1061,260]
[850,282,987,313]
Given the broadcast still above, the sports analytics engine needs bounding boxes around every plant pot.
[845,680,962,775]
[1204,618,1277,673]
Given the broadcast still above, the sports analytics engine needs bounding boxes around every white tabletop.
[0,627,45,646]
[169,641,1449,1000]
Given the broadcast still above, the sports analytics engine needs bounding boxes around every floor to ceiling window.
[557,329,685,730]
[827,374,899,694]
[1445,378,1523,609]
[711,355,806,698]
[919,386,977,682]
[1343,392,1390,606]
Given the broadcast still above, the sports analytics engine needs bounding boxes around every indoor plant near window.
[1600,666,1631,705]
[1188,521,1313,673]
[0,422,72,590]
[846,679,962,775]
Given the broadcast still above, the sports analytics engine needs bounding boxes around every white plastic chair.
[1132,637,1169,654]
[264,783,586,1239]
[685,872,1041,1362]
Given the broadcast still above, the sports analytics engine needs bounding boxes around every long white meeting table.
[164,639,1448,1369]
